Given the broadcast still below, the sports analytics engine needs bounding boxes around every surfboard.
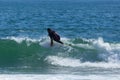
[40,41,63,48]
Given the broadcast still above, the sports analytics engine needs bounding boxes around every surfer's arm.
[56,40,63,44]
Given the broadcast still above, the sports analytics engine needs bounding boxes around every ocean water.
[0,0,120,80]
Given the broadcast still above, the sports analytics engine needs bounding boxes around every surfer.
[47,28,63,46]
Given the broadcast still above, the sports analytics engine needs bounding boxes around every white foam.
[90,37,120,52]
[2,36,73,50]
[88,37,120,63]
[111,43,120,51]
[4,36,38,43]
[2,36,48,47]
[72,43,94,49]
[0,74,120,80]
[45,56,120,68]
[45,56,81,67]
[92,37,112,51]
[108,53,120,63]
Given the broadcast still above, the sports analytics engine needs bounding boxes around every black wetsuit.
[48,30,63,44]
[48,31,60,41]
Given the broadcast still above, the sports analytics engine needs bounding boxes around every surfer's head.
[47,28,51,32]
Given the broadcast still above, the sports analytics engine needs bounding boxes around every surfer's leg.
[50,39,53,46]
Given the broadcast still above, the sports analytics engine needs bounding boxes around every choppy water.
[0,0,120,80]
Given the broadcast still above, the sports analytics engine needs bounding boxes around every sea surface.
[0,0,120,80]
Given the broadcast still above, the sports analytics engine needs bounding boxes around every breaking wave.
[0,36,120,69]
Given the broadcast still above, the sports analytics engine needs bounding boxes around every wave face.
[0,37,120,70]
